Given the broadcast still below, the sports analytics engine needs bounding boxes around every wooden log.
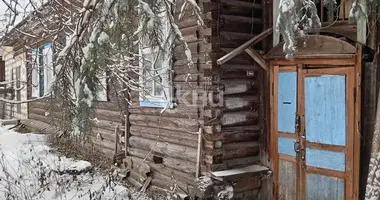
[129,114,199,132]
[92,142,115,159]
[29,113,50,124]
[222,79,257,95]
[91,136,117,152]
[209,156,261,171]
[221,111,259,126]
[96,101,123,112]
[130,125,198,141]
[92,127,117,143]
[129,136,197,162]
[95,109,123,121]
[129,106,199,118]
[222,141,260,160]
[224,96,258,111]
[149,162,196,185]
[151,171,196,195]
[130,126,198,148]
[124,156,150,179]
[127,150,196,183]
[222,129,261,144]
[94,119,123,131]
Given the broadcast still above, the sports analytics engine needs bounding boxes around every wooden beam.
[195,128,203,178]
[245,47,269,72]
[217,28,273,65]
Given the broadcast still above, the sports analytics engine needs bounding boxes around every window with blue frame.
[139,2,173,108]
[31,43,54,97]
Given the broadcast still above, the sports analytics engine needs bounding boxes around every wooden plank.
[268,54,355,59]
[245,47,269,72]
[306,166,345,179]
[271,65,279,198]
[298,64,305,199]
[353,45,362,200]
[346,63,355,200]
[211,164,269,178]
[196,128,202,178]
[270,57,355,66]
[217,28,273,65]
[266,35,357,58]
[278,132,297,139]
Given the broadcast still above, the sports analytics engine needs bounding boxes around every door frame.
[269,46,362,200]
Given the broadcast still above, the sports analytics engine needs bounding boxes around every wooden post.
[195,127,203,178]
[124,90,130,157]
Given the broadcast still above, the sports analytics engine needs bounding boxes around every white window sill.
[139,100,174,109]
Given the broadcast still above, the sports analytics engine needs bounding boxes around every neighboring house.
[1,46,28,120]
[1,0,379,200]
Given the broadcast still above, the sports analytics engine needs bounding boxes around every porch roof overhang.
[217,28,273,72]
[265,35,357,60]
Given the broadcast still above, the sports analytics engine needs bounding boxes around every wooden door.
[300,67,354,200]
[272,65,300,200]
[272,65,357,200]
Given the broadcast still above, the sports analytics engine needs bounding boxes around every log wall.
[125,0,209,197]
[204,0,266,199]
[27,81,124,160]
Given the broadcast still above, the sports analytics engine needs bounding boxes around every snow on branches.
[50,0,203,137]
[276,0,321,59]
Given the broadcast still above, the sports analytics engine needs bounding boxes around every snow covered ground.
[0,126,151,200]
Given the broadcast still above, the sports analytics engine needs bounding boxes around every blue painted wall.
[304,75,346,146]
[278,72,297,134]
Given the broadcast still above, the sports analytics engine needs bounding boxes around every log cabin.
[1,0,379,199]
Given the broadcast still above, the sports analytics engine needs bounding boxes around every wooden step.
[211,164,269,180]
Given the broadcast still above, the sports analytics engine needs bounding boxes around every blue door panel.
[278,137,297,157]
[278,72,297,134]
[305,148,346,172]
[305,75,346,146]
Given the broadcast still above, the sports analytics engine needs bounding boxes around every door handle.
[294,141,300,152]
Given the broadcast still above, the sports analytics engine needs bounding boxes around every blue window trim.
[140,100,174,108]
[44,43,52,49]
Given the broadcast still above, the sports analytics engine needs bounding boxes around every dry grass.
[47,134,113,170]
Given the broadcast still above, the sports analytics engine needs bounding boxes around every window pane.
[142,52,153,96]
[153,51,165,97]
